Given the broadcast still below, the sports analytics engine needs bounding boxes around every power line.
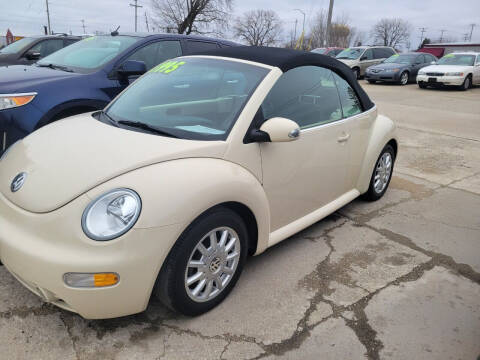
[462,33,470,41]
[144,11,149,32]
[129,0,143,32]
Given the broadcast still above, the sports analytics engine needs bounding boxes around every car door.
[258,66,350,231]
[411,54,425,76]
[332,72,375,188]
[359,48,375,74]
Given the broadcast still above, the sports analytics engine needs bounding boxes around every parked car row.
[0,42,398,319]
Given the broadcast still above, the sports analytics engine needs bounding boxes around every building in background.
[418,42,480,58]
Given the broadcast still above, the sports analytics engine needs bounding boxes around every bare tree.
[150,0,233,35]
[233,9,282,46]
[309,9,327,49]
[308,10,354,49]
[372,18,411,48]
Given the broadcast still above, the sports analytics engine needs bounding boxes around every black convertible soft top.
[193,46,375,111]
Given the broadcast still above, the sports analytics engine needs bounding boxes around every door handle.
[337,133,350,143]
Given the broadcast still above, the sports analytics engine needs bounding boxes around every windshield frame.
[336,47,365,60]
[437,54,475,66]
[36,35,141,74]
[103,56,272,141]
[0,37,38,55]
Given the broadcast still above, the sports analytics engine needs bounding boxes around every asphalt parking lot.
[1,83,479,360]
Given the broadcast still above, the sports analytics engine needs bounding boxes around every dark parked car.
[0,32,238,154]
[0,35,81,66]
[365,52,437,85]
[311,47,344,57]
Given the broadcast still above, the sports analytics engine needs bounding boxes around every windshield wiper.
[37,63,74,72]
[117,120,178,138]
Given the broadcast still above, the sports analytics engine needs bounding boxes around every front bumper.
[416,74,465,86]
[365,72,402,82]
[0,103,44,155]
[0,191,184,319]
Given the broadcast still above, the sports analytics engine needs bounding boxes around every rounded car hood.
[0,113,227,213]
[420,64,472,73]
[369,63,407,70]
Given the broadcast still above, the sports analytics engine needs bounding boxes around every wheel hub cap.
[374,152,392,194]
[184,227,241,302]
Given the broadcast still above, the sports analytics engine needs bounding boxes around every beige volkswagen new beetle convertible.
[0,47,397,318]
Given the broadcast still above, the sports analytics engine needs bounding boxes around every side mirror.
[117,60,147,77]
[430,61,436,65]
[360,56,367,61]
[24,51,41,60]
[259,117,300,143]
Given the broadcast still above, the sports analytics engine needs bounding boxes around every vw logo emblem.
[11,172,27,193]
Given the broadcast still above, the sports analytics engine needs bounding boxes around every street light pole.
[45,0,51,35]
[293,9,306,49]
[130,0,143,32]
[325,0,334,47]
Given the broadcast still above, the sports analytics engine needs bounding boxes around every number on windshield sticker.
[151,61,186,74]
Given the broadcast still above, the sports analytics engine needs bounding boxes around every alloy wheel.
[184,227,241,303]
[374,152,392,194]
[400,72,408,85]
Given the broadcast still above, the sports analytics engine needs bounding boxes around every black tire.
[399,71,409,85]
[352,68,360,80]
[362,144,395,201]
[154,207,248,316]
[460,75,471,91]
[418,82,427,89]
[367,80,376,84]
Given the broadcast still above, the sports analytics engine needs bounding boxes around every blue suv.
[0,33,237,154]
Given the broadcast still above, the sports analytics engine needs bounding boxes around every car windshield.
[437,54,475,66]
[36,35,138,72]
[384,54,416,64]
[336,48,364,60]
[105,57,269,141]
[0,37,37,54]
[312,48,327,54]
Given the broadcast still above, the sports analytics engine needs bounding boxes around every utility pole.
[45,0,51,35]
[293,18,298,47]
[130,0,143,32]
[462,33,470,42]
[419,27,427,46]
[81,19,86,34]
[325,0,334,47]
[293,9,305,49]
[469,23,476,41]
[439,29,446,43]
[144,11,150,32]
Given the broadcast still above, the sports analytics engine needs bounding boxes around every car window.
[29,39,64,57]
[105,57,269,141]
[476,55,480,64]
[37,35,138,72]
[385,48,396,56]
[64,39,78,46]
[261,66,343,130]
[373,48,386,59]
[438,54,475,66]
[0,37,37,54]
[362,49,373,60]
[416,54,425,63]
[332,72,362,118]
[186,41,218,54]
[336,48,364,60]
[124,40,182,70]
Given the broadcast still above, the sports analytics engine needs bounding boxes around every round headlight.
[82,188,141,241]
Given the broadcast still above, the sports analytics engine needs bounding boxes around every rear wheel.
[460,75,471,91]
[154,207,248,316]
[418,82,427,89]
[363,144,395,201]
[399,71,409,85]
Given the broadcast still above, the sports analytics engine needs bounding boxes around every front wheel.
[352,68,360,80]
[362,144,395,201]
[154,207,248,316]
[460,75,471,91]
[399,71,409,85]
[418,82,427,89]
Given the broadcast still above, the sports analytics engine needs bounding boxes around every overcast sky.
[1,0,479,48]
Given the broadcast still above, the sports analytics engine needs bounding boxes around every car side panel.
[85,158,271,255]
[356,114,397,194]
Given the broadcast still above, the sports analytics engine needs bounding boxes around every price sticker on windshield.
[151,61,186,74]
[392,54,399,57]
[444,54,455,58]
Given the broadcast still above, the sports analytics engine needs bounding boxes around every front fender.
[356,114,397,193]
[86,157,271,255]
